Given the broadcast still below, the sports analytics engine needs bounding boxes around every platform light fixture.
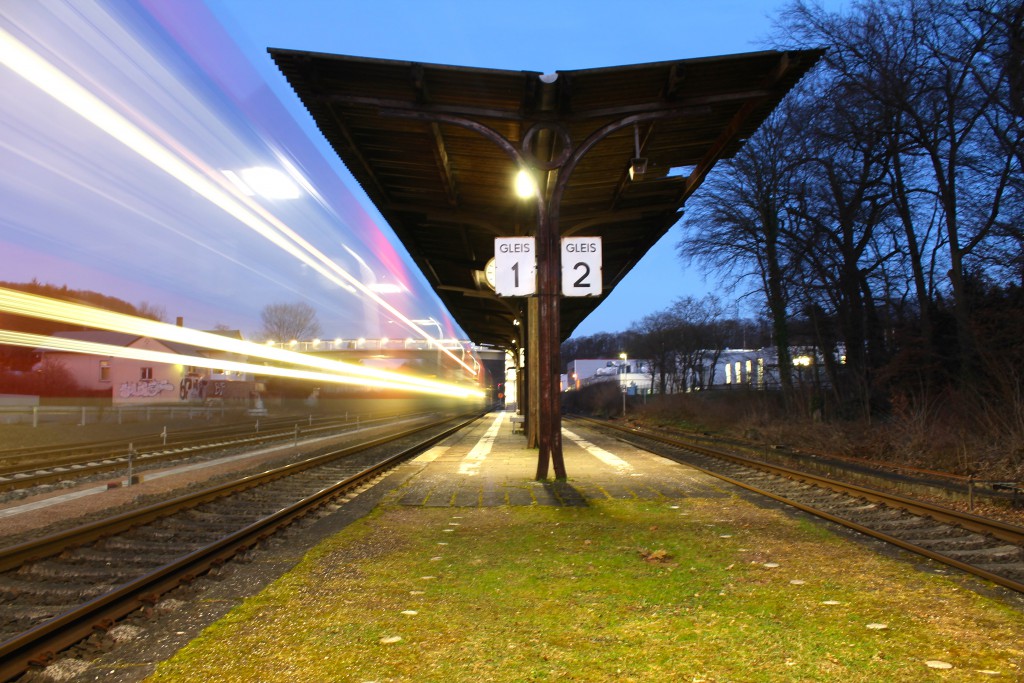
[628,124,647,181]
[629,158,648,180]
[514,169,536,198]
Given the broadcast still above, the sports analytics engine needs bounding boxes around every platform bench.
[510,415,525,434]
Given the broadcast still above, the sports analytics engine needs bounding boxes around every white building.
[564,347,826,395]
[565,358,653,395]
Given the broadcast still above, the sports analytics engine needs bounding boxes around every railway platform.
[23,410,1024,682]
[131,409,1024,683]
[388,410,730,508]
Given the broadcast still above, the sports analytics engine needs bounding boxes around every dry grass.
[146,497,1024,683]
[631,392,1024,480]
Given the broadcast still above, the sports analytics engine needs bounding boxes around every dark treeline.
[0,280,165,390]
[562,294,767,393]
[564,0,1023,470]
[718,0,1024,422]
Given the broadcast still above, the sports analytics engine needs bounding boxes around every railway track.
[0,411,415,494]
[0,412,479,681]
[573,416,1024,595]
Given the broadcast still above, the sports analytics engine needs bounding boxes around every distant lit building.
[564,358,653,396]
[564,347,833,395]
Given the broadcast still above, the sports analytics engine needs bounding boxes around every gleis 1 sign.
[493,237,537,296]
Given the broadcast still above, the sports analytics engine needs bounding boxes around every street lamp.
[619,352,628,417]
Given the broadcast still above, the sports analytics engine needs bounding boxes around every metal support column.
[534,207,565,479]
[527,296,539,449]
[383,105,675,481]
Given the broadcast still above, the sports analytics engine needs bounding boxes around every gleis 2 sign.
[561,236,602,297]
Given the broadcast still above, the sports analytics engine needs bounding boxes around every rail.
[572,416,1024,595]
[0,412,481,681]
[0,410,419,491]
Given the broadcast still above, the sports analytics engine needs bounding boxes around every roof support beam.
[429,122,459,207]
[681,52,796,200]
[321,90,761,123]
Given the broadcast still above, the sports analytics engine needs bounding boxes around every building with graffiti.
[40,330,255,405]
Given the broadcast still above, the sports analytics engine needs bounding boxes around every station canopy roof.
[270,48,822,349]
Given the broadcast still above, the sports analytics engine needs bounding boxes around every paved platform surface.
[390,410,730,507]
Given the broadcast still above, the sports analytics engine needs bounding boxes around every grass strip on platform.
[147,496,1024,682]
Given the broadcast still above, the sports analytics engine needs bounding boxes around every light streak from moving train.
[0,18,477,377]
[0,329,482,399]
[0,287,483,398]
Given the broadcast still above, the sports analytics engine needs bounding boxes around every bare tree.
[34,356,79,397]
[561,332,631,367]
[784,0,1020,378]
[136,301,167,322]
[679,107,801,394]
[671,295,728,392]
[976,0,1024,284]
[630,310,684,395]
[257,302,322,342]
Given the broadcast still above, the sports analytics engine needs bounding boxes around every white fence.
[0,403,229,427]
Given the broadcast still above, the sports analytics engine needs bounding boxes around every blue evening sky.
[206,0,835,338]
[0,1,837,341]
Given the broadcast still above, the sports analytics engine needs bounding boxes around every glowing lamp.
[514,169,536,198]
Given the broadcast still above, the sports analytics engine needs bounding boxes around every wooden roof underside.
[270,48,822,348]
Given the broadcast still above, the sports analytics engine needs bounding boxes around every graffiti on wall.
[180,376,230,402]
[118,379,175,398]
[180,375,205,401]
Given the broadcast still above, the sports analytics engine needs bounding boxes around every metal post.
[127,443,134,486]
[161,426,167,445]
[527,298,539,449]
[535,199,565,480]
[619,353,628,418]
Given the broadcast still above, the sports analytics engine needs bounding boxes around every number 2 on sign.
[572,261,591,288]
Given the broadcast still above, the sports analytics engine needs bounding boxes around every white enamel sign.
[561,236,602,296]
[494,237,537,296]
